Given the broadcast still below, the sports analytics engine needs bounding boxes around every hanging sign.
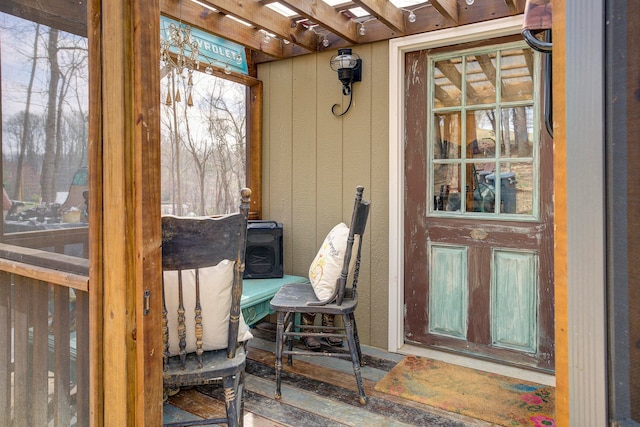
[160,15,248,75]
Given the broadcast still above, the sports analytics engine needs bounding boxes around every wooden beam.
[503,0,525,14]
[277,0,360,44]
[351,0,406,34]
[429,0,459,26]
[194,0,319,51]
[0,0,87,36]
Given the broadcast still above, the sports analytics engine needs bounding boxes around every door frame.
[387,16,525,353]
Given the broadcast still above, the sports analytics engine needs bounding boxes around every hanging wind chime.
[160,22,200,107]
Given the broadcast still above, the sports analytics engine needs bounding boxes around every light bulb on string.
[359,23,366,36]
[408,11,416,23]
[224,63,232,75]
[465,0,474,4]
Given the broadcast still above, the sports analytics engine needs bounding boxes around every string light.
[359,23,366,36]
[465,0,475,4]
[322,35,330,47]
[402,3,431,24]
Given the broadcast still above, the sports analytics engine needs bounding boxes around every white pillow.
[309,223,359,301]
[164,259,253,356]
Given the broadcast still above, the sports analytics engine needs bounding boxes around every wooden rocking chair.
[269,186,371,405]
[161,188,251,427]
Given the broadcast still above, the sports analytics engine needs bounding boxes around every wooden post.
[89,0,162,425]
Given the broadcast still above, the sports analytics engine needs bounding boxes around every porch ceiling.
[161,0,526,64]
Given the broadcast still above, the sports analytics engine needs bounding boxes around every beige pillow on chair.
[164,259,253,356]
[309,223,358,302]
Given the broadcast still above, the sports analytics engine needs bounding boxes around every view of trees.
[1,12,247,219]
[161,69,246,216]
[1,14,88,206]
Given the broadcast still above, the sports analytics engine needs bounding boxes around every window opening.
[161,67,247,216]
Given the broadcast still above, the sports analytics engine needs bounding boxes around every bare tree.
[40,28,60,203]
[13,23,40,201]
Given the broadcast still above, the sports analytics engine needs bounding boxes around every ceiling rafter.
[196,0,320,51]
[351,0,406,34]
[429,0,459,26]
[160,1,524,66]
[276,0,360,44]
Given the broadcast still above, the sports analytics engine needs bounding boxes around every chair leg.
[350,313,363,365]
[274,311,285,400]
[342,314,367,405]
[223,371,244,427]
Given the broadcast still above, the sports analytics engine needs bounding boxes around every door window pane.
[433,58,462,108]
[466,53,497,106]
[429,42,539,219]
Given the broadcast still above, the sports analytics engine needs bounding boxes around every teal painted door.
[403,41,554,372]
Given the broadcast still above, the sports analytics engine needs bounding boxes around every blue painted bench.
[241,275,308,326]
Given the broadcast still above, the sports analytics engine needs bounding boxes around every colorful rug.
[374,355,555,426]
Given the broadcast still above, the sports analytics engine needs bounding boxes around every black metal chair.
[161,188,251,427]
[269,186,371,405]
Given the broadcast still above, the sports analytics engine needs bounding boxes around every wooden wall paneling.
[261,64,272,216]
[316,50,344,243]
[341,44,372,343]
[369,41,390,349]
[291,54,318,275]
[265,59,294,271]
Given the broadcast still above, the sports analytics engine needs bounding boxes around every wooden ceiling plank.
[351,0,406,34]
[429,0,459,26]
[277,0,360,44]
[161,0,289,59]
[198,0,319,51]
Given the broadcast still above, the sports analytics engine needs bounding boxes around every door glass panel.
[433,113,461,159]
[433,164,461,211]
[433,58,462,108]
[429,42,539,219]
[500,48,534,103]
[500,106,534,158]
[466,53,497,106]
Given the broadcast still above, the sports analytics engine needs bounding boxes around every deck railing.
[0,228,89,426]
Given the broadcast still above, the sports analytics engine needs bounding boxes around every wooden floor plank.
[248,336,393,382]
[168,388,288,427]
[246,374,414,427]
[164,327,497,427]
[162,402,219,426]
[247,345,494,426]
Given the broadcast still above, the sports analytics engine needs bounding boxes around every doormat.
[374,355,555,426]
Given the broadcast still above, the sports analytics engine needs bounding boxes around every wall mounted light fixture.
[329,48,362,117]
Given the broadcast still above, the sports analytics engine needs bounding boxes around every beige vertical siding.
[258,41,390,349]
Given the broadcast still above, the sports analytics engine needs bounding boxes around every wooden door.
[404,40,554,372]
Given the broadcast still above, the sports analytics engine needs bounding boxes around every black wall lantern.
[330,48,362,117]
